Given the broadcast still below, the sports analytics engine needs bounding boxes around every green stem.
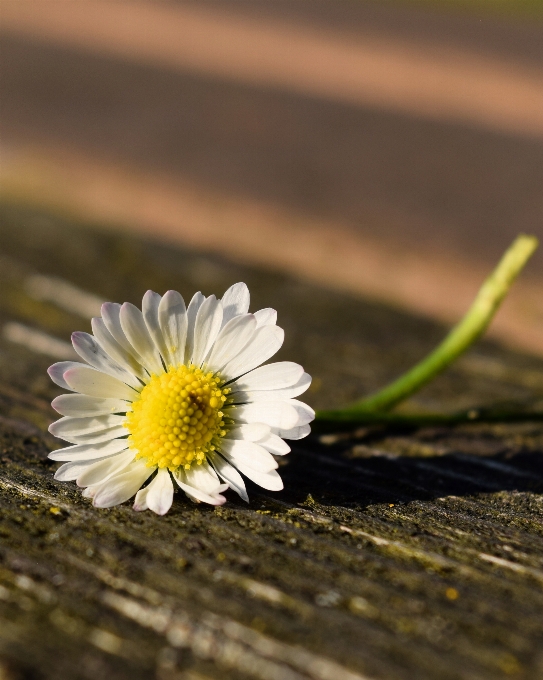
[317,234,538,421]
[312,408,543,431]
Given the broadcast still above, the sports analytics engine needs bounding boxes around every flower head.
[47,283,313,514]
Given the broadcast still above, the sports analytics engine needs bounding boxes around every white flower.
[47,283,313,514]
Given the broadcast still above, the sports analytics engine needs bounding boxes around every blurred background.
[1,0,543,353]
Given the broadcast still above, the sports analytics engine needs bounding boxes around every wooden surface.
[1,203,543,680]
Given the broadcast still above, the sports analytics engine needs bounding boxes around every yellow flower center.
[125,364,230,471]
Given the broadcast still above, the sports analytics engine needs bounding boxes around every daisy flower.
[47,283,313,514]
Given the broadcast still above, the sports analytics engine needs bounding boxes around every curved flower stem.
[317,234,538,422]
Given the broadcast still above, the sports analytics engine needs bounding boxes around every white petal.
[232,362,304,392]
[92,317,148,382]
[256,432,291,455]
[206,314,257,373]
[54,459,97,482]
[254,308,277,327]
[271,424,311,440]
[172,467,227,506]
[142,290,170,365]
[290,399,316,425]
[158,290,187,367]
[184,291,205,365]
[101,302,136,354]
[220,439,278,472]
[232,373,312,402]
[191,295,223,366]
[210,455,249,502]
[120,302,164,375]
[226,423,270,442]
[49,414,126,438]
[82,485,98,498]
[92,460,154,508]
[52,394,131,418]
[48,438,130,462]
[58,425,128,446]
[77,450,135,487]
[184,463,223,494]
[134,468,174,515]
[48,361,85,391]
[225,401,299,430]
[220,282,250,326]
[146,469,175,515]
[64,365,138,400]
[221,326,284,380]
[233,464,284,492]
[132,485,150,511]
[71,331,141,389]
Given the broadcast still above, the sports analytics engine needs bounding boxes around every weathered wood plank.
[1,203,543,680]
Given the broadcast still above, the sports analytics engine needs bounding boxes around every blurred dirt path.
[2,0,543,138]
[3,143,542,356]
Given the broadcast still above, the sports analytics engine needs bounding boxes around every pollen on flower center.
[125,364,230,471]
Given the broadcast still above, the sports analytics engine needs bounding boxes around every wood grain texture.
[1,204,543,679]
